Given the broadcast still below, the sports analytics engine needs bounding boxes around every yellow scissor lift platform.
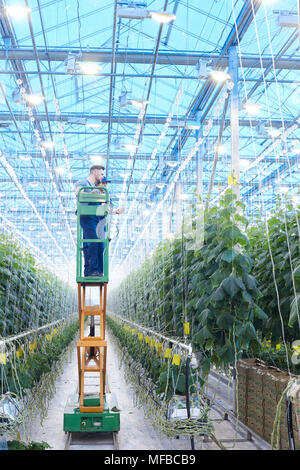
[64,187,120,433]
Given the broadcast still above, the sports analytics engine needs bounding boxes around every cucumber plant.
[110,189,267,376]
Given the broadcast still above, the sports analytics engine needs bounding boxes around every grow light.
[89,155,105,164]
[216,144,227,154]
[123,143,138,151]
[166,161,179,168]
[24,94,44,106]
[117,7,149,19]
[267,128,281,138]
[244,103,261,116]
[149,11,176,23]
[55,166,66,175]
[4,5,31,19]
[41,141,55,149]
[169,119,200,130]
[129,99,149,108]
[78,62,101,75]
[86,122,102,128]
[209,70,230,82]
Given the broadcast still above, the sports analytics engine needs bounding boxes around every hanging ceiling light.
[55,166,66,175]
[117,7,176,23]
[41,141,55,149]
[244,102,261,116]
[169,119,200,130]
[19,155,31,161]
[89,154,105,164]
[78,62,101,75]
[166,161,179,168]
[209,70,231,82]
[117,6,149,20]
[86,122,102,128]
[24,94,44,106]
[216,144,227,154]
[123,143,138,151]
[240,159,250,167]
[129,99,149,108]
[267,128,281,138]
[149,11,176,23]
[4,5,31,19]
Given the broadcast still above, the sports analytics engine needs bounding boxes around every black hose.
[89,316,95,358]
[286,397,295,450]
[185,355,195,451]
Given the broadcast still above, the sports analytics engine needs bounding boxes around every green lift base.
[63,393,120,433]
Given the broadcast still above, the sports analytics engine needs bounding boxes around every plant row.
[0,232,77,337]
[109,190,300,375]
[0,317,79,396]
[107,316,198,400]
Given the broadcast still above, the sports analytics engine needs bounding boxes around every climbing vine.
[109,189,267,376]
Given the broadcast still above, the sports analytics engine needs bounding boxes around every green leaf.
[216,313,235,329]
[242,290,254,305]
[220,276,244,298]
[193,326,213,344]
[254,304,268,321]
[211,286,225,302]
[201,357,211,376]
[221,249,238,263]
[197,308,212,324]
[222,225,249,246]
[289,294,300,327]
[218,342,235,364]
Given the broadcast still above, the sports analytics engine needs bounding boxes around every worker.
[75,165,105,277]
[96,177,125,215]
[95,177,124,241]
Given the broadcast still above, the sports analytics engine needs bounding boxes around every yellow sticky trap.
[164,348,171,359]
[16,346,23,359]
[138,333,143,341]
[29,343,35,354]
[0,353,6,365]
[157,343,162,356]
[184,322,190,335]
[46,334,52,341]
[172,354,181,366]
[145,336,149,344]
[228,174,238,185]
[150,338,155,347]
[276,344,281,350]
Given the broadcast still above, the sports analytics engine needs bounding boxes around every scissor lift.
[64,187,120,433]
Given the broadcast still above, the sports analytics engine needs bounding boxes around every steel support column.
[229,46,240,201]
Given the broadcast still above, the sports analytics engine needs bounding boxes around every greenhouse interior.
[1,0,300,453]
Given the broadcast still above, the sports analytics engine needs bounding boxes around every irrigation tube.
[112,314,193,355]
[0,313,77,350]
